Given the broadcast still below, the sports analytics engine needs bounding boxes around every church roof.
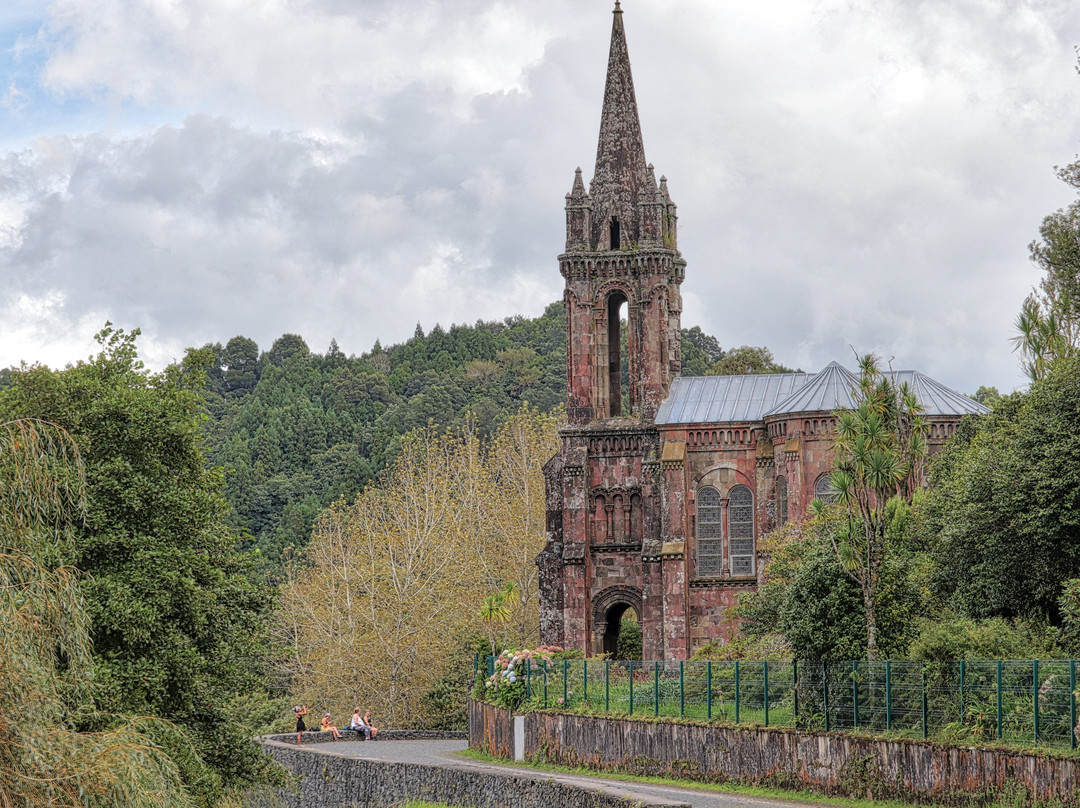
[655,363,988,425]
[886,370,990,416]
[655,373,810,424]
[763,361,860,416]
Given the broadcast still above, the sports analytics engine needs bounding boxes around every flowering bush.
[480,647,559,711]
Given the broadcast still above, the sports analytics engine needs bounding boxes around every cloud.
[0,0,1079,395]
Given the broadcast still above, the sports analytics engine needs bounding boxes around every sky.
[2,0,1080,395]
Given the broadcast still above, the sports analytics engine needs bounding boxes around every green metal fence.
[476,656,1080,751]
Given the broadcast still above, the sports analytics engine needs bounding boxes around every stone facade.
[536,4,987,661]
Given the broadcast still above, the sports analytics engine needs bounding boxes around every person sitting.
[320,713,342,741]
[349,708,370,739]
[360,710,379,740]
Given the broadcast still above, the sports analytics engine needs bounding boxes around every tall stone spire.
[558,1,684,424]
[590,0,649,248]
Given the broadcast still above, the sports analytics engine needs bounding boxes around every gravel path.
[292,738,841,808]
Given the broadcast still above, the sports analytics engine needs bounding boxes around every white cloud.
[0,0,1078,396]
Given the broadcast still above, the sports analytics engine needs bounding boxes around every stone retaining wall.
[469,700,1080,806]
[259,738,686,808]
[262,729,466,745]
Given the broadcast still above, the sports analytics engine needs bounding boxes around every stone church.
[536,3,987,661]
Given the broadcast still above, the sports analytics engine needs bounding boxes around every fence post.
[1071,660,1077,751]
[654,661,660,717]
[707,661,713,719]
[527,659,532,700]
[474,653,478,685]
[852,660,859,730]
[735,661,741,724]
[1033,659,1039,745]
[543,659,548,709]
[996,660,1003,740]
[959,660,965,725]
[921,663,928,740]
[605,660,610,713]
[680,661,685,717]
[563,659,569,707]
[793,660,799,724]
[629,661,634,716]
[583,659,588,706]
[885,660,892,732]
[823,661,830,732]
[764,661,770,727]
[488,655,494,678]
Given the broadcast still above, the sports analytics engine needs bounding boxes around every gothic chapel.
[536,3,987,660]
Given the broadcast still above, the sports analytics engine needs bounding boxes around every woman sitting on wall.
[320,713,342,740]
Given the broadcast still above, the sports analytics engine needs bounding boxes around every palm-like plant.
[816,355,928,659]
[479,581,518,656]
[1011,295,1073,382]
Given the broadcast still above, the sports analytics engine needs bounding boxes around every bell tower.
[562,0,685,424]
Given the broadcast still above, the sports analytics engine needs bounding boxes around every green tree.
[1012,160,1080,380]
[681,326,724,376]
[737,510,922,661]
[0,418,195,808]
[971,385,1002,410]
[818,354,928,659]
[0,327,276,804]
[706,345,796,376]
[927,352,1080,623]
[221,335,261,396]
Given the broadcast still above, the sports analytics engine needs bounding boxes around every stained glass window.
[728,485,754,577]
[696,486,723,577]
[776,476,788,526]
[815,473,839,504]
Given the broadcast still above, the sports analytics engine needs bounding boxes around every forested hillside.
[197,302,734,571]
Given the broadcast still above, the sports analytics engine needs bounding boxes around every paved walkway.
[288,738,842,808]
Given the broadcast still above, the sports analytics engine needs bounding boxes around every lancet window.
[696,486,723,577]
[728,485,755,577]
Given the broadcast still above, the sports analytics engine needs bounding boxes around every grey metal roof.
[656,363,989,425]
[886,370,990,416]
[655,373,808,424]
[763,361,860,417]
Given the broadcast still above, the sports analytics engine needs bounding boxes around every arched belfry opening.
[606,291,628,417]
[609,216,621,250]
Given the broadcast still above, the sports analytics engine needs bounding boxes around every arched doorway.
[591,585,642,658]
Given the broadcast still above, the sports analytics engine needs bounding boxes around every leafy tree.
[0,327,276,804]
[927,352,1080,623]
[737,509,922,661]
[281,407,560,727]
[971,385,1003,410]
[221,335,261,396]
[1012,161,1080,380]
[816,354,928,659]
[681,326,724,376]
[265,333,310,367]
[706,345,796,376]
[0,418,195,808]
